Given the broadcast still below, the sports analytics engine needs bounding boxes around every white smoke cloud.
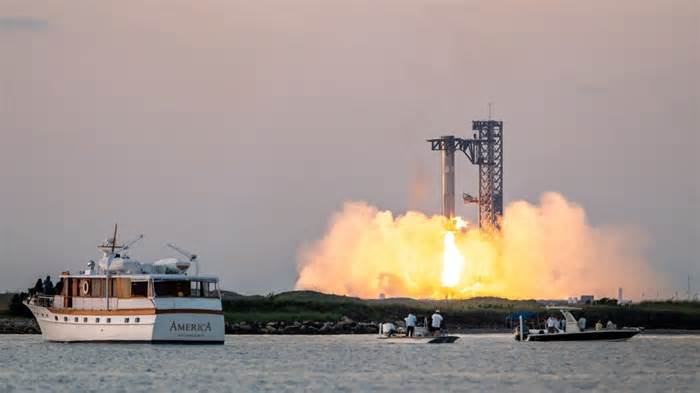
[296,192,659,300]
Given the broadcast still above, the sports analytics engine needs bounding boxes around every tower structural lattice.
[474,120,503,231]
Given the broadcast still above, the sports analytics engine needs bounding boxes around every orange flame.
[296,193,659,300]
[441,231,465,288]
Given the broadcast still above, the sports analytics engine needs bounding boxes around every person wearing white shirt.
[546,316,557,333]
[381,322,397,337]
[404,313,417,337]
[577,317,587,331]
[430,310,443,336]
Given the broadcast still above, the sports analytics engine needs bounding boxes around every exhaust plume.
[296,192,657,300]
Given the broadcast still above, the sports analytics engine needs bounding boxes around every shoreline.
[2,316,698,335]
[0,316,40,334]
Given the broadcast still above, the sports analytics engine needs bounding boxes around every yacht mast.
[107,223,117,310]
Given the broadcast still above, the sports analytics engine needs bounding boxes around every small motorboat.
[514,306,641,342]
[377,320,459,344]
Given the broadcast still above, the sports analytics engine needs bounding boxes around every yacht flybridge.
[24,227,224,343]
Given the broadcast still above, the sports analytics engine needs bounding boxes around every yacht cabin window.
[154,280,218,298]
[154,280,191,297]
[130,281,148,297]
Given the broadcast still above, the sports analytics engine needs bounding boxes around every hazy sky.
[1,1,697,296]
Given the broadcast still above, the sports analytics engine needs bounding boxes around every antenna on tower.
[488,102,493,121]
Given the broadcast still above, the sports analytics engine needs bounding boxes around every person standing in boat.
[430,310,443,336]
[31,278,43,296]
[381,322,397,337]
[43,276,54,296]
[404,313,417,337]
[546,315,558,333]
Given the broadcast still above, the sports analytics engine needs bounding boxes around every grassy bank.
[222,291,539,327]
[0,293,13,313]
[222,291,700,329]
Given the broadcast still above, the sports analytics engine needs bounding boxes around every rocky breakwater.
[0,317,40,334]
[226,316,379,335]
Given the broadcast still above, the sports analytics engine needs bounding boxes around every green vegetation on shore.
[222,291,700,329]
[0,293,32,318]
[0,293,12,312]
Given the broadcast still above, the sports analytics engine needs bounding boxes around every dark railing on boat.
[32,295,54,308]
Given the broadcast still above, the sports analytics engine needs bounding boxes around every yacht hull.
[26,303,224,343]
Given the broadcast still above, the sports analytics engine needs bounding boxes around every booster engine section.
[440,135,456,219]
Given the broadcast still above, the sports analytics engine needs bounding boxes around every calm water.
[0,334,698,392]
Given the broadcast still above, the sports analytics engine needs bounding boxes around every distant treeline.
[222,291,700,330]
[0,277,52,318]
[1,292,33,318]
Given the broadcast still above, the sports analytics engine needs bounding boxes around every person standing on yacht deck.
[404,313,417,337]
[546,316,558,333]
[430,310,443,336]
[43,276,54,295]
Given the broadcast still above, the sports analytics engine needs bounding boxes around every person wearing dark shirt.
[54,280,63,296]
[43,276,54,295]
[32,278,43,295]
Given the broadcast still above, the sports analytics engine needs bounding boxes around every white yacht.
[24,228,225,343]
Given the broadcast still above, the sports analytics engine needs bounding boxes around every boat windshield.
[153,280,219,298]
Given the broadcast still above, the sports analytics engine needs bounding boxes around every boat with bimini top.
[514,306,641,342]
[24,225,224,343]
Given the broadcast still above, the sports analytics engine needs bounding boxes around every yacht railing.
[32,295,54,308]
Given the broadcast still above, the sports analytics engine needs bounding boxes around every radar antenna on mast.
[111,223,118,254]
[122,234,144,255]
[166,243,199,275]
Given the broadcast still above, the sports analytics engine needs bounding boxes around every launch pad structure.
[428,120,503,231]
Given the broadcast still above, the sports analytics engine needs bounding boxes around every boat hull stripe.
[156,309,223,315]
[47,308,223,316]
[45,340,225,345]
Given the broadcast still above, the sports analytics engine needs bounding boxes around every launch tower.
[427,119,504,231]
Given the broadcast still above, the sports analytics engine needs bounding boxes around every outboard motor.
[513,327,529,341]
